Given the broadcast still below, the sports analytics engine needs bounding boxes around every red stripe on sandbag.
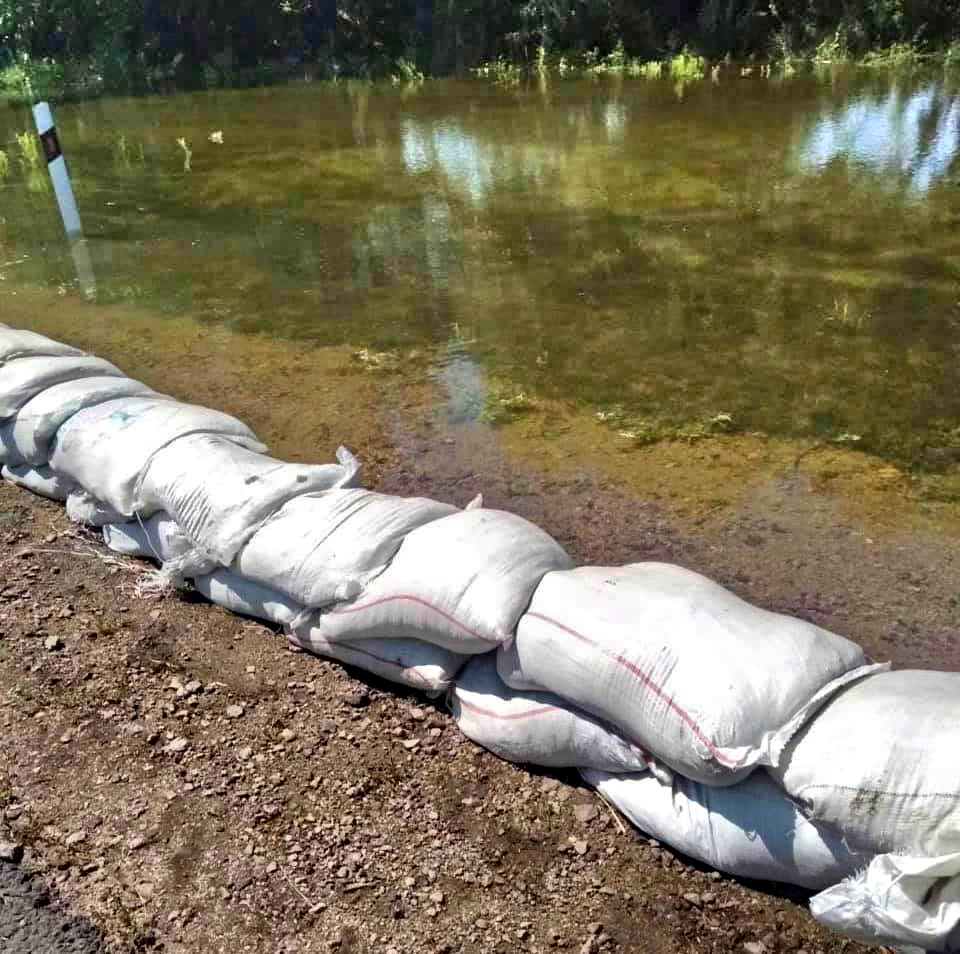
[290,635,434,691]
[327,594,500,643]
[456,696,558,721]
[525,611,737,768]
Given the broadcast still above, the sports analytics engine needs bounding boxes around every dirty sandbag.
[3,376,161,466]
[192,569,303,627]
[234,488,457,608]
[450,654,657,774]
[502,564,883,786]
[811,851,960,952]
[582,768,866,891]
[298,508,573,654]
[49,397,265,517]
[0,328,85,366]
[289,622,468,695]
[65,488,128,527]
[103,513,192,563]
[2,463,75,501]
[139,435,360,568]
[771,670,960,858]
[0,355,125,422]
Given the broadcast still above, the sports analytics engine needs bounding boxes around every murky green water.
[1,71,959,484]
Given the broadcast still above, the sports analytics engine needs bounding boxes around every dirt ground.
[2,373,959,954]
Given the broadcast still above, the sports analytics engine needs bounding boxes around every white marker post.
[32,101,96,298]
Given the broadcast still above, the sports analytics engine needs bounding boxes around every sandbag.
[582,768,866,891]
[0,355,125,421]
[2,463,75,501]
[49,397,265,516]
[295,509,573,654]
[0,328,85,365]
[192,569,302,627]
[2,375,160,466]
[234,488,457,608]
[66,488,127,527]
[500,564,882,785]
[771,670,960,857]
[450,654,656,773]
[811,851,960,952]
[103,513,193,563]
[139,436,360,568]
[289,624,468,695]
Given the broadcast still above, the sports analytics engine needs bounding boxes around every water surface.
[1,70,959,488]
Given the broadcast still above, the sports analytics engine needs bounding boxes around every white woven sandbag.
[234,489,457,608]
[289,623,468,694]
[450,654,656,773]
[139,435,360,568]
[583,768,866,890]
[771,670,960,857]
[2,463,75,501]
[295,509,572,654]
[103,513,192,563]
[2,375,160,466]
[49,397,265,516]
[193,569,302,627]
[0,355,124,421]
[0,328,85,365]
[65,488,127,526]
[811,851,960,952]
[501,564,882,785]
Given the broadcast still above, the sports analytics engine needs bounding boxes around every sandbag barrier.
[2,327,958,952]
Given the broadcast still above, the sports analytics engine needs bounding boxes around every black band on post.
[40,128,62,164]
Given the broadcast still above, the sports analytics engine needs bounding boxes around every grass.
[668,48,707,79]
[391,57,424,85]
[861,42,924,68]
[176,137,192,172]
[0,150,9,180]
[15,132,41,170]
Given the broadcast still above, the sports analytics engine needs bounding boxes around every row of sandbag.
[2,326,959,950]
[103,505,960,950]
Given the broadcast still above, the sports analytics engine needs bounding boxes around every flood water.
[1,69,960,488]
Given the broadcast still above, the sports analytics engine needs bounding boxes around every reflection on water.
[797,81,960,192]
[1,71,959,485]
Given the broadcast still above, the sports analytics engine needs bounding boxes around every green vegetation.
[0,148,8,179]
[2,0,960,102]
[14,130,40,169]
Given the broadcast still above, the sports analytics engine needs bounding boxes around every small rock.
[0,841,23,863]
[343,689,369,708]
[401,738,420,750]
[44,635,63,651]
[429,890,444,904]
[279,728,297,742]
[183,680,202,697]
[743,944,767,954]
[683,892,702,907]
[572,840,589,856]
[165,737,189,754]
[237,746,253,761]
[573,803,598,824]
[64,830,87,847]
[409,707,426,722]
[226,705,244,719]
